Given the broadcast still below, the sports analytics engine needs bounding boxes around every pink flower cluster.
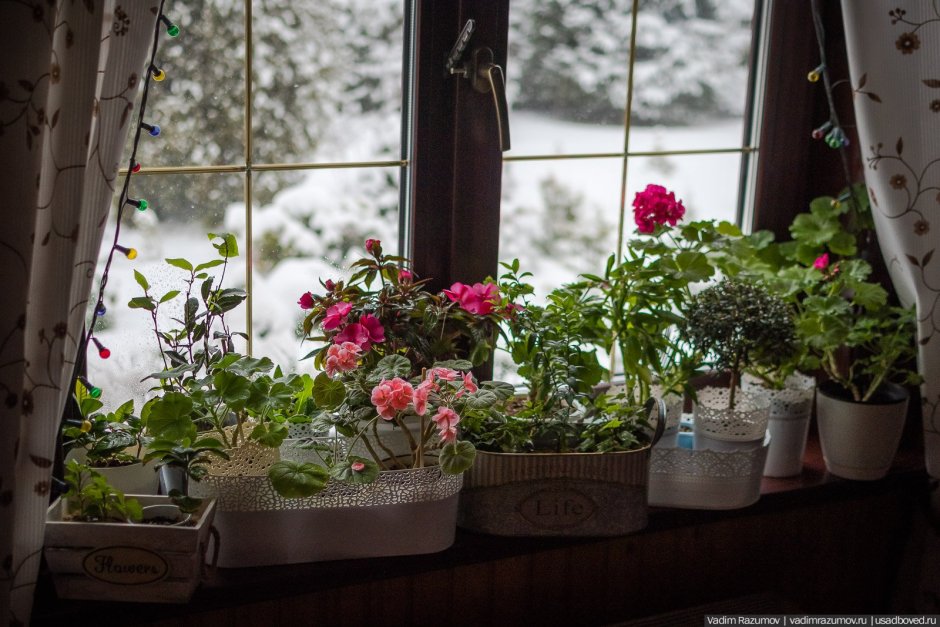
[368,368,477,443]
[444,282,500,315]
[324,341,361,377]
[813,253,829,270]
[632,184,686,234]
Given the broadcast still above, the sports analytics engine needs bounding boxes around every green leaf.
[439,441,476,474]
[367,354,412,382]
[134,270,150,291]
[432,359,474,371]
[193,259,225,272]
[213,370,251,410]
[250,422,288,448]
[127,296,156,311]
[851,281,888,310]
[328,456,379,484]
[224,355,274,377]
[268,460,329,498]
[159,290,181,304]
[208,232,239,258]
[146,393,195,441]
[312,372,346,409]
[165,258,193,272]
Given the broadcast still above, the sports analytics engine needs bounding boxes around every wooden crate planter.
[43,495,217,603]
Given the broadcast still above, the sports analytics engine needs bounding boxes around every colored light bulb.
[131,162,141,173]
[78,377,102,399]
[115,244,138,260]
[95,302,107,316]
[160,15,180,37]
[92,337,111,359]
[807,63,825,83]
[150,65,166,82]
[811,121,832,140]
[127,197,148,211]
[80,420,92,433]
[141,122,161,137]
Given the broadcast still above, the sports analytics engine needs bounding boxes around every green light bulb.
[167,23,180,37]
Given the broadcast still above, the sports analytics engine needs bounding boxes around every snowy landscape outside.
[90,0,755,406]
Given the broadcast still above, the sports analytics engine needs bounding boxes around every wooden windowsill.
[31,430,928,625]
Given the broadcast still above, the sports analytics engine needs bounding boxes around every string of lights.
[79,1,179,399]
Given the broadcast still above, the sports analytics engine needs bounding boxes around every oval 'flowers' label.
[82,546,169,585]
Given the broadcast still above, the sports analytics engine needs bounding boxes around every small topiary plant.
[683,279,796,409]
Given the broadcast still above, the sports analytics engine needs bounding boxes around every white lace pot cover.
[741,372,816,420]
[741,373,816,477]
[458,447,652,537]
[648,431,770,510]
[692,386,771,442]
[189,466,462,567]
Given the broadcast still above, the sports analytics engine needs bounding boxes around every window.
[92,0,765,403]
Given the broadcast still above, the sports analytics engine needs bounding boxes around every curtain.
[841,2,940,479]
[0,2,158,623]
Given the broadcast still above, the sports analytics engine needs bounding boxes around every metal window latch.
[445,19,511,152]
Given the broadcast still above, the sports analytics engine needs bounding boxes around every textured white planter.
[190,466,461,567]
[742,373,816,477]
[43,495,217,603]
[693,386,770,442]
[816,381,909,481]
[649,422,770,510]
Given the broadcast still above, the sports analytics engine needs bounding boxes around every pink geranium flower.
[398,269,413,283]
[371,377,414,420]
[297,292,315,310]
[428,367,459,382]
[633,184,686,234]
[324,341,361,377]
[443,282,500,315]
[461,371,477,393]
[413,380,433,416]
[432,407,460,442]
[365,238,381,255]
[323,302,353,330]
[813,253,830,270]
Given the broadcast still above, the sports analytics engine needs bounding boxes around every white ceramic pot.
[816,381,909,481]
[93,462,160,495]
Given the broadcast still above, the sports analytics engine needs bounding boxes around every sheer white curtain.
[841,2,940,479]
[0,2,158,623]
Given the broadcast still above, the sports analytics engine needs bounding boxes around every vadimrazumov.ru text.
[704,617,939,626]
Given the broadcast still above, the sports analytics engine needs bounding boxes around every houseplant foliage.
[683,278,797,409]
[293,239,514,487]
[460,262,653,455]
[748,185,921,402]
[63,384,146,469]
[131,233,318,496]
[62,459,143,523]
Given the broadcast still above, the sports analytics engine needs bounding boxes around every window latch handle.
[471,47,511,152]
[445,19,475,77]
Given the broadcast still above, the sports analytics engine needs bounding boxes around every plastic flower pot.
[742,372,815,477]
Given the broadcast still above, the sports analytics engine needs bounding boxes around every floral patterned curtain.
[841,2,940,479]
[0,2,157,623]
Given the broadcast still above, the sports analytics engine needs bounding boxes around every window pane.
[500,158,623,293]
[507,0,632,154]
[129,1,246,169]
[90,173,247,407]
[248,168,401,372]
[630,1,753,152]
[625,152,743,224]
[251,0,405,165]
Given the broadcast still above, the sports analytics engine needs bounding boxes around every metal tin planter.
[458,446,655,536]
[43,495,218,603]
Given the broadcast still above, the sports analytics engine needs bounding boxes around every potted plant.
[775,188,921,480]
[682,278,798,446]
[457,266,664,537]
[43,460,217,603]
[178,238,511,566]
[62,385,158,494]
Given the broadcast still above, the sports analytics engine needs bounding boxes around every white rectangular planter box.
[648,421,770,510]
[189,466,462,568]
[43,495,217,603]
